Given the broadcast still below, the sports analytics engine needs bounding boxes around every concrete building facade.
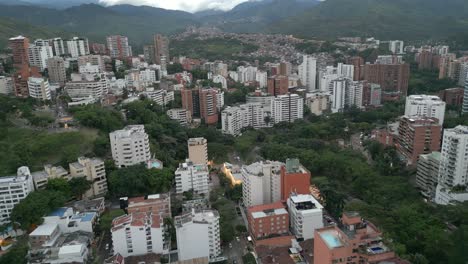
[109,125,151,168]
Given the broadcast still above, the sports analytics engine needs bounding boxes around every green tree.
[46,178,71,198]
[69,177,92,200]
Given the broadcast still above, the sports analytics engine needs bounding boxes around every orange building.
[247,202,289,243]
[314,212,409,264]
[199,88,219,125]
[280,159,311,201]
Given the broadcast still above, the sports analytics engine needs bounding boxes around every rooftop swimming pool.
[320,232,343,248]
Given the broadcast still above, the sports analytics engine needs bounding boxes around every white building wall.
[405,95,446,125]
[109,125,151,168]
[0,167,35,224]
[28,77,51,101]
[299,55,317,91]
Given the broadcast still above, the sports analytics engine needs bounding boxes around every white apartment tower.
[242,161,283,207]
[405,95,446,125]
[222,103,272,136]
[51,38,66,56]
[463,76,468,114]
[109,125,151,168]
[175,160,210,196]
[0,167,35,224]
[389,40,404,54]
[287,194,324,240]
[299,55,317,91]
[435,126,468,205]
[28,44,53,71]
[271,94,304,124]
[175,210,221,262]
[28,77,51,101]
[188,138,208,165]
[111,212,168,257]
[331,78,347,113]
[66,37,89,58]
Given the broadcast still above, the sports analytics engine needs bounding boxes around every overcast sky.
[99,0,253,12]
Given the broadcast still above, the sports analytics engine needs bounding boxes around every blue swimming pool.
[321,232,343,248]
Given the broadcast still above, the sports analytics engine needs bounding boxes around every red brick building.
[267,75,289,96]
[314,212,409,264]
[247,202,289,243]
[439,87,464,106]
[199,88,219,125]
[363,63,410,101]
[280,159,311,201]
[396,116,441,165]
[346,56,365,81]
[9,36,33,98]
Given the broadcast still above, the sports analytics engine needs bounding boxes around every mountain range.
[0,0,467,50]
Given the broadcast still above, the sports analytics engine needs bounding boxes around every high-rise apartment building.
[175,160,210,196]
[396,116,441,165]
[405,95,446,126]
[416,152,441,200]
[463,77,468,114]
[0,167,35,224]
[363,63,410,101]
[299,55,317,91]
[271,93,304,124]
[28,77,51,101]
[69,157,108,198]
[346,56,364,81]
[66,37,89,58]
[153,34,169,65]
[47,57,67,85]
[106,35,131,59]
[280,159,311,201]
[267,75,289,96]
[435,126,468,205]
[242,161,283,207]
[362,82,382,107]
[199,88,219,125]
[188,138,208,165]
[439,88,464,107]
[143,45,155,64]
[330,78,347,113]
[91,43,107,55]
[50,38,66,56]
[221,103,272,136]
[287,194,324,240]
[109,125,151,168]
[28,44,53,71]
[10,36,32,98]
[175,210,221,262]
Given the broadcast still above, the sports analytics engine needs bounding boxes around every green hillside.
[0,4,198,47]
[269,0,468,40]
[0,17,68,50]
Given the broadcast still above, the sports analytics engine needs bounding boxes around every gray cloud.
[98,0,252,12]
